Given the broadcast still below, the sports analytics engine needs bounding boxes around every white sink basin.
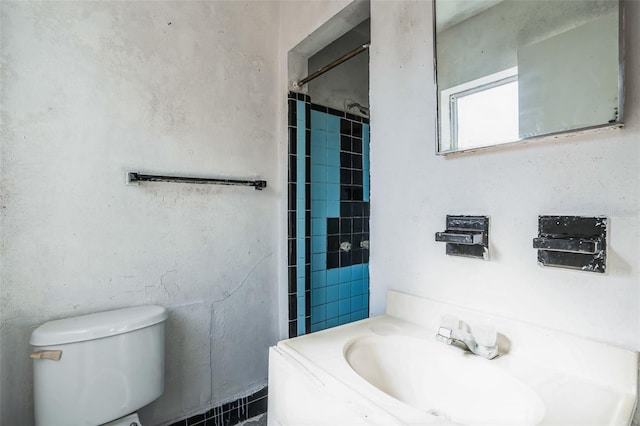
[344,335,545,425]
[271,291,638,426]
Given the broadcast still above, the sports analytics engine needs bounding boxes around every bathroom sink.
[272,292,637,426]
[344,335,546,425]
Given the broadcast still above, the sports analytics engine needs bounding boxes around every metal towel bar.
[126,172,267,190]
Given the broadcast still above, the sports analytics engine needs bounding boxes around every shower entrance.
[287,16,371,337]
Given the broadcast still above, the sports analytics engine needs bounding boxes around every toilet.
[30,305,168,426]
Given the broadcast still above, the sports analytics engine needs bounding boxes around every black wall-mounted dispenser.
[533,216,607,273]
[435,215,489,260]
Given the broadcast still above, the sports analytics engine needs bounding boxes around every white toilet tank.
[30,305,168,426]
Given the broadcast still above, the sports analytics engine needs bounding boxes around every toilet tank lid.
[30,305,168,346]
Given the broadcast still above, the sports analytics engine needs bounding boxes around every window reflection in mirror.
[435,0,623,154]
[443,67,519,150]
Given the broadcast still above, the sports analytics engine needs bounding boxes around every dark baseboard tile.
[168,386,268,426]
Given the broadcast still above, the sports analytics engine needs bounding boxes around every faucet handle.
[440,314,460,330]
[475,324,497,347]
[436,315,459,344]
[435,327,453,344]
[437,327,452,338]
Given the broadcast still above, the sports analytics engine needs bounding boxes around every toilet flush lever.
[30,350,62,361]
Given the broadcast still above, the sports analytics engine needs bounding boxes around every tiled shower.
[287,92,370,337]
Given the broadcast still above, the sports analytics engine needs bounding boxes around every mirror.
[434,0,623,154]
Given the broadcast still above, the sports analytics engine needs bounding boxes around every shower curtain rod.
[296,41,370,88]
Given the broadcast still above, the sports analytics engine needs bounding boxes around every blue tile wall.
[287,92,311,338]
[287,94,298,337]
[308,104,370,332]
[288,93,370,337]
[296,99,308,336]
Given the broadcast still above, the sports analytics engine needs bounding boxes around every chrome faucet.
[435,321,499,360]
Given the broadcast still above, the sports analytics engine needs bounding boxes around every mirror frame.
[433,0,626,155]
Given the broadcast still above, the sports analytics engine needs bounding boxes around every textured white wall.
[370,0,639,349]
[0,2,279,425]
